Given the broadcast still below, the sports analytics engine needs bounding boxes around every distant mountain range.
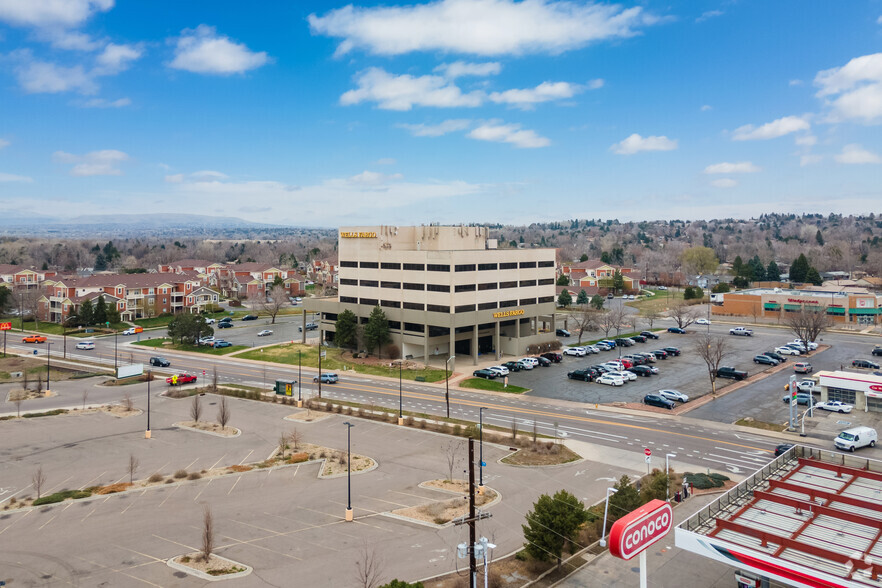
[0,213,281,229]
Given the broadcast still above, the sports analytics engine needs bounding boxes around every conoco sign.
[608,499,673,560]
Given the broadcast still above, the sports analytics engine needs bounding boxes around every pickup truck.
[716,366,748,380]
[729,327,753,336]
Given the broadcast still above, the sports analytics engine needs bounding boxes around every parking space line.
[238,450,254,465]
[217,532,303,560]
[359,495,410,508]
[184,457,200,471]
[158,485,179,508]
[151,533,198,552]
[79,471,106,490]
[193,479,212,502]
[0,508,32,536]
[208,453,227,470]
[227,477,241,495]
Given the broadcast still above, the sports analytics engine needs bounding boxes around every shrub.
[164,478,174,484]
[289,452,308,464]
[148,473,164,483]
[683,472,730,490]
[32,489,92,506]
[187,472,201,480]
[174,469,188,479]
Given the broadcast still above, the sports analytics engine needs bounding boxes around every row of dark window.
[340,260,554,271]
[344,277,553,290]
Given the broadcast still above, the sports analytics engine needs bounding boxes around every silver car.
[659,389,689,403]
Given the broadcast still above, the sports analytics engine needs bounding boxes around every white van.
[520,357,539,368]
[834,426,877,452]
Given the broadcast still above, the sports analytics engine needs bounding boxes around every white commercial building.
[815,370,882,413]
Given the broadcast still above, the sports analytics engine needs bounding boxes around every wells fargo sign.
[340,231,377,238]
[493,309,525,319]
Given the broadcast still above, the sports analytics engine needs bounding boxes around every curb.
[166,554,252,582]
[173,422,242,438]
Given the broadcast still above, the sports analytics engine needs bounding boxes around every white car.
[198,336,216,345]
[564,347,586,357]
[516,359,534,370]
[696,318,711,325]
[520,357,539,367]
[75,341,95,350]
[204,318,216,324]
[775,346,802,356]
[122,327,136,335]
[488,365,509,377]
[659,389,689,403]
[791,340,819,351]
[608,370,637,382]
[257,329,273,337]
[584,345,601,354]
[596,374,624,386]
[796,380,817,393]
[603,361,625,371]
[814,400,853,413]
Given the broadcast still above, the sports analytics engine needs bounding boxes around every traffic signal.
[784,383,789,391]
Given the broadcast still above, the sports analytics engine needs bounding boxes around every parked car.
[149,356,170,367]
[520,357,539,368]
[774,443,795,457]
[696,318,711,325]
[782,392,812,405]
[198,336,216,345]
[204,318,216,324]
[608,370,637,382]
[299,322,318,332]
[717,366,748,380]
[607,293,614,299]
[591,364,612,374]
[567,369,595,382]
[213,340,232,348]
[630,335,647,343]
[852,359,881,369]
[583,346,601,354]
[488,366,509,377]
[314,373,339,384]
[472,369,497,379]
[597,374,624,386]
[615,338,634,347]
[242,315,258,321]
[535,356,552,367]
[763,351,787,363]
[219,316,233,323]
[729,327,753,336]
[643,394,675,409]
[629,365,654,377]
[791,340,819,351]
[502,361,522,372]
[754,354,779,366]
[516,359,534,370]
[793,362,812,373]
[75,341,95,350]
[662,347,681,356]
[873,346,882,356]
[217,321,233,329]
[22,335,47,343]
[635,352,656,363]
[257,329,273,337]
[667,327,687,334]
[564,347,586,357]
[556,328,571,337]
[166,373,197,385]
[796,380,817,393]
[651,350,668,360]
[541,352,563,363]
[658,389,689,403]
[645,365,659,374]
[815,400,853,413]
[834,426,877,452]
[775,346,801,356]
[640,331,660,340]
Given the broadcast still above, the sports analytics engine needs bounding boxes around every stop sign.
[644,448,652,456]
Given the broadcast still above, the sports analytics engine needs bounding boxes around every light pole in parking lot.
[298,350,302,406]
[343,421,354,521]
[398,360,404,426]
[479,407,487,490]
[114,332,118,374]
[444,356,454,419]
[45,342,51,392]
[146,370,152,439]
[665,453,676,501]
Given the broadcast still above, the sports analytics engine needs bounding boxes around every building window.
[827,387,857,404]
[478,263,498,271]
[340,296,358,304]
[455,284,476,292]
[427,304,450,313]
[500,299,518,308]
[478,301,497,310]
[538,278,555,286]
[538,260,555,268]
[403,282,425,291]
[499,281,517,289]
[455,304,476,313]
[340,261,358,268]
[404,322,424,332]
[427,264,450,272]
[381,281,400,289]
[360,280,379,287]
[360,261,379,269]
[455,264,476,272]
[403,263,425,271]
[519,261,537,269]
[499,262,518,270]
[537,296,554,304]
[519,280,537,287]
[381,300,401,308]
[163,298,167,304]
[520,298,537,305]
[403,302,425,311]
[360,298,378,306]
[381,262,401,270]
[427,284,450,292]
[340,278,358,286]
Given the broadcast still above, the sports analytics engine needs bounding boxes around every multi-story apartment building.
[0,264,57,290]
[306,226,559,365]
[562,260,637,293]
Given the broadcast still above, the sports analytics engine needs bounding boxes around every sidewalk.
[557,493,734,587]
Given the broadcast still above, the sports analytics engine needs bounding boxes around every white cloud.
[731,115,810,140]
[489,81,580,109]
[46,30,103,51]
[53,149,129,176]
[696,10,723,23]
[800,154,823,166]
[309,0,659,57]
[348,171,404,185]
[467,121,550,148]
[14,54,96,94]
[398,119,472,137]
[835,144,881,164]
[164,174,184,183]
[169,25,269,75]
[703,161,761,174]
[789,79,803,86]
[434,61,501,79]
[0,172,33,182]
[795,134,817,147]
[190,170,228,180]
[610,133,677,155]
[0,138,9,149]
[0,0,113,28]
[587,78,604,90]
[94,43,143,75]
[341,68,484,110]
[877,15,882,24]
[81,97,131,108]
[711,178,737,188]
[375,158,396,165]
[700,104,712,111]
[814,53,882,123]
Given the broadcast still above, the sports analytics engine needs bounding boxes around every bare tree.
[609,306,628,336]
[289,428,303,451]
[35,372,43,395]
[784,307,833,354]
[260,284,290,324]
[571,306,598,344]
[669,301,700,329]
[201,505,215,562]
[510,417,519,440]
[128,454,139,484]
[597,310,619,338]
[532,420,538,445]
[443,440,461,482]
[32,466,46,499]
[12,389,25,417]
[190,394,202,423]
[81,388,89,410]
[22,369,29,391]
[122,393,134,412]
[354,542,384,588]
[217,396,230,429]
[278,431,288,457]
[693,334,732,396]
[212,365,218,392]
[640,307,661,330]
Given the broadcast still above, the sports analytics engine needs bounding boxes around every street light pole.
[298,350,302,406]
[479,407,487,490]
[445,356,454,419]
[46,342,51,392]
[665,453,677,501]
[146,370,152,439]
[114,332,118,375]
[600,487,618,547]
[398,360,404,425]
[343,421,354,521]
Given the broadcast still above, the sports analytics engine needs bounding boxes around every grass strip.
[459,377,528,394]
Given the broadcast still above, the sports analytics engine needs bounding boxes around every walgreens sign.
[609,500,673,560]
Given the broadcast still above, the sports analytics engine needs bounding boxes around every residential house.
[562,260,637,293]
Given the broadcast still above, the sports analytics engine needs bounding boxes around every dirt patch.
[6,389,57,401]
[285,410,334,423]
[292,442,374,477]
[393,484,497,525]
[227,465,252,473]
[176,421,240,437]
[94,482,133,495]
[735,417,787,432]
[423,479,469,493]
[173,554,247,576]
[501,443,581,466]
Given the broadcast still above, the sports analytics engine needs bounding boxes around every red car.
[166,373,197,385]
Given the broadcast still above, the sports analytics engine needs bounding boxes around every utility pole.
[468,437,477,587]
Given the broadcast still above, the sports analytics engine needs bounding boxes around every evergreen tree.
[579,254,589,262]
[556,274,569,286]
[363,306,391,357]
[334,309,358,349]
[106,304,120,325]
[805,267,823,286]
[600,251,611,264]
[732,256,744,277]
[683,286,695,300]
[607,475,642,527]
[590,294,605,310]
[78,299,94,326]
[557,289,572,308]
[94,253,107,271]
[94,296,108,325]
[576,289,589,305]
[767,261,781,281]
[790,254,810,282]
[522,490,588,567]
[815,230,824,246]
[750,255,766,281]
[612,270,625,293]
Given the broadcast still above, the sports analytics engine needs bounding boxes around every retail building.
[713,287,881,325]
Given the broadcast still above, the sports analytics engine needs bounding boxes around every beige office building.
[306,226,558,365]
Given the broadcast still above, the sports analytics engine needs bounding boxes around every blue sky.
[1,0,881,227]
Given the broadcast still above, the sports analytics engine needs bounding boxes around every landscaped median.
[131,338,248,355]
[459,377,529,394]
[235,342,449,382]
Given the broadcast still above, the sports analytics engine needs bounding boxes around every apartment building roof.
[167,259,217,268]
